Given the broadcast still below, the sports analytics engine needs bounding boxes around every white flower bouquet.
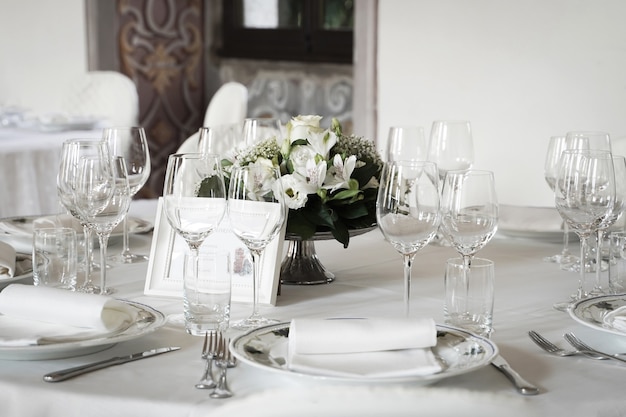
[222,115,383,247]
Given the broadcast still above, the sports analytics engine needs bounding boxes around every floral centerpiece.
[222,115,383,248]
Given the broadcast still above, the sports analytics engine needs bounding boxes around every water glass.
[33,227,78,290]
[183,248,232,335]
[444,257,495,337]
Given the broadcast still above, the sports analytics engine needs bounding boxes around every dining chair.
[203,81,248,127]
[177,82,248,153]
[59,71,139,127]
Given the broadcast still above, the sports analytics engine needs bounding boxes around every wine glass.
[73,155,131,295]
[163,153,227,323]
[566,131,612,278]
[227,164,286,329]
[103,126,151,264]
[590,155,626,295]
[197,124,242,156]
[386,126,428,162]
[57,139,109,293]
[543,135,577,267]
[241,117,283,146]
[427,120,474,181]
[440,170,499,274]
[554,149,615,309]
[376,160,441,316]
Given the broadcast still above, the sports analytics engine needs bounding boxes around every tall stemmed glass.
[566,131,612,278]
[163,153,227,315]
[440,170,498,275]
[543,135,577,266]
[376,161,441,316]
[241,117,282,147]
[227,164,286,329]
[386,126,428,162]
[590,155,626,295]
[427,120,474,181]
[554,149,615,309]
[198,124,242,156]
[103,127,151,264]
[57,139,109,293]
[74,156,131,295]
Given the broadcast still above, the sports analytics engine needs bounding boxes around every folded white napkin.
[34,214,125,234]
[0,241,16,279]
[602,305,626,332]
[33,214,83,231]
[0,284,138,346]
[287,318,443,378]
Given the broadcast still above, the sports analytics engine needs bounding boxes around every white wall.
[377,0,626,207]
[0,0,87,113]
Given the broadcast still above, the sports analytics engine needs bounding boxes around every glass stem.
[402,253,416,317]
[562,223,571,257]
[462,254,472,313]
[97,233,111,295]
[594,229,604,294]
[121,215,130,258]
[578,234,589,300]
[250,249,262,319]
[82,225,92,286]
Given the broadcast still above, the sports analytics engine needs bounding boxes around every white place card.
[144,197,285,306]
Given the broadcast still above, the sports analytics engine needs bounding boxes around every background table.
[0,127,101,218]
[0,200,625,416]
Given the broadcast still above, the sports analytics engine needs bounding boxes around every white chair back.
[203,82,248,127]
[60,71,139,126]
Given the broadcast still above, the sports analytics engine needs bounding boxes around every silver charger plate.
[0,300,166,360]
[569,294,626,336]
[230,322,498,384]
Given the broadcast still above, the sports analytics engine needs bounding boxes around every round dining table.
[0,199,624,417]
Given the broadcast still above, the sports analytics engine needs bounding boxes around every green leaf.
[197,176,224,197]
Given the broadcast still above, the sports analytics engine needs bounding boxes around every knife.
[43,346,181,382]
[491,355,539,395]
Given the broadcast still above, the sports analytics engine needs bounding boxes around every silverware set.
[195,331,236,398]
[529,330,626,364]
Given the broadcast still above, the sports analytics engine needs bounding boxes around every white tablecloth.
[0,127,102,218]
[0,200,624,416]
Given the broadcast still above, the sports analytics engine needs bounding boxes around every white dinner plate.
[497,204,580,243]
[0,215,153,253]
[569,294,626,336]
[0,300,166,360]
[230,322,498,384]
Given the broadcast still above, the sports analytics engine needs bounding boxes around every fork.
[564,332,626,364]
[210,337,235,399]
[195,331,220,389]
[528,330,609,360]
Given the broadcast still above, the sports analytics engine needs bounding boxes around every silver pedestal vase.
[280,227,376,285]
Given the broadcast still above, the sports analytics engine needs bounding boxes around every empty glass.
[376,161,441,316]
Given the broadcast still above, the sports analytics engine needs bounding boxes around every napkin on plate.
[0,241,16,279]
[0,284,138,346]
[287,317,443,378]
[602,306,626,332]
[33,214,83,232]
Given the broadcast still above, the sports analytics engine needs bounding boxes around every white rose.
[287,115,325,144]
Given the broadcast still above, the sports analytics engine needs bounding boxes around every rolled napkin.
[0,284,138,346]
[602,306,626,332]
[287,317,443,378]
[0,241,16,279]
